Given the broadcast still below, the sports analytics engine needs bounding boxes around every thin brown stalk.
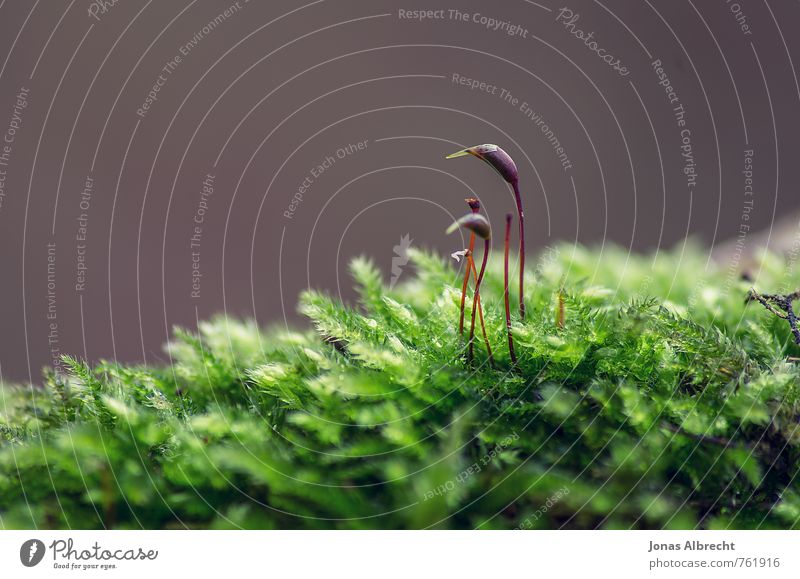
[468,253,494,368]
[458,240,474,335]
[468,238,491,364]
[458,199,481,334]
[511,181,526,319]
[503,213,517,365]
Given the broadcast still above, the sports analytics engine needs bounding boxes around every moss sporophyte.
[447,213,491,365]
[458,198,482,336]
[453,198,495,368]
[447,144,526,319]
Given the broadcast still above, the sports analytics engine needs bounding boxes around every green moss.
[1,243,799,529]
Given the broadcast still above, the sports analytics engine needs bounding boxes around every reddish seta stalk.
[458,198,481,335]
[504,213,518,366]
[511,181,526,319]
[468,252,494,368]
[446,145,526,318]
[468,236,491,365]
[448,213,492,366]
[458,244,474,336]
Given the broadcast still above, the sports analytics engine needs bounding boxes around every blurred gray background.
[0,0,799,382]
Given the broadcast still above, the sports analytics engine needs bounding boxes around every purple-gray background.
[0,0,798,383]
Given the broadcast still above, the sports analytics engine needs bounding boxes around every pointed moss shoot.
[504,213,518,366]
[447,144,526,319]
[448,213,491,365]
[556,280,566,330]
